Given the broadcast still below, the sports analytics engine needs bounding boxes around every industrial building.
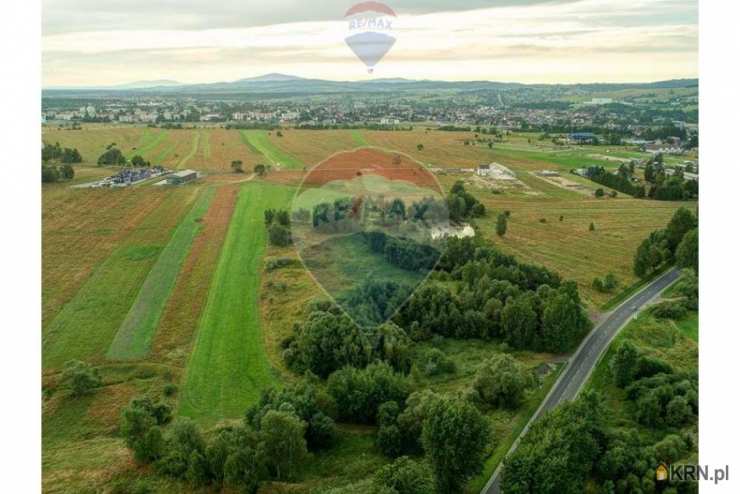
[166,169,198,185]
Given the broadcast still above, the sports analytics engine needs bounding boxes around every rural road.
[482,267,681,494]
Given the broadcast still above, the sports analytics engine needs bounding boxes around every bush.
[650,301,688,320]
[61,360,101,398]
[416,347,455,377]
[163,383,178,397]
[327,362,410,424]
[375,456,436,494]
[472,354,531,409]
[268,224,292,247]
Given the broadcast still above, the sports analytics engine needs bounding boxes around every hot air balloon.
[344,2,397,73]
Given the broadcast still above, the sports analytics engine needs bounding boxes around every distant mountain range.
[43,73,698,97]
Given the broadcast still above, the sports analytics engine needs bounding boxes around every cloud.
[42,0,697,86]
[42,0,582,35]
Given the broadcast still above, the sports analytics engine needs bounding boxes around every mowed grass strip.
[177,131,201,169]
[151,185,240,366]
[179,182,294,423]
[240,130,304,169]
[106,187,217,360]
[42,188,198,370]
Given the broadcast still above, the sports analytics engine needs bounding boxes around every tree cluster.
[397,239,589,353]
[583,166,644,198]
[42,142,82,164]
[283,306,413,378]
[265,208,292,247]
[447,181,486,223]
[633,207,697,278]
[97,147,127,166]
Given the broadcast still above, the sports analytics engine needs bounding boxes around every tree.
[375,456,436,494]
[259,410,307,480]
[254,163,267,176]
[610,341,640,387]
[59,163,75,180]
[97,147,126,166]
[61,360,101,397]
[42,164,60,183]
[268,223,291,246]
[231,160,244,173]
[327,362,410,424]
[422,397,491,493]
[472,354,531,408]
[665,207,697,254]
[130,155,150,167]
[501,392,606,494]
[120,399,165,463]
[417,143,424,151]
[676,228,698,273]
[595,188,605,198]
[589,222,596,231]
[496,212,508,236]
[186,450,211,487]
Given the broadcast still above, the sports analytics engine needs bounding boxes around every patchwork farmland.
[42,124,692,493]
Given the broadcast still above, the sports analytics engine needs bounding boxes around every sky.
[42,0,698,87]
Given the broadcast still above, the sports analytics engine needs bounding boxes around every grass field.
[240,129,305,169]
[42,187,198,370]
[151,185,240,366]
[41,186,172,327]
[106,187,216,360]
[263,129,361,166]
[178,181,295,424]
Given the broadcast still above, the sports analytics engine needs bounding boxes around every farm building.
[476,163,491,176]
[166,169,198,185]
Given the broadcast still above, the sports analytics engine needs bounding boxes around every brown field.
[150,185,239,367]
[304,147,441,190]
[41,185,171,327]
[363,129,494,167]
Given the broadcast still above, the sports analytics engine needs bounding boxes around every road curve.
[482,268,680,494]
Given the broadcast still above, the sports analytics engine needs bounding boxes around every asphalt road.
[482,268,680,494]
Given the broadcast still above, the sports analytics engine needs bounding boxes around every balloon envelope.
[344,32,396,69]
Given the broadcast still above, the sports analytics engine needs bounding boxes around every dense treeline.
[634,207,697,278]
[362,231,440,272]
[501,391,698,494]
[584,166,644,197]
[396,237,590,352]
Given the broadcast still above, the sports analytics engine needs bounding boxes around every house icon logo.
[656,463,669,482]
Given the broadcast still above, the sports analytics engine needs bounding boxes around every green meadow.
[178,181,295,424]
